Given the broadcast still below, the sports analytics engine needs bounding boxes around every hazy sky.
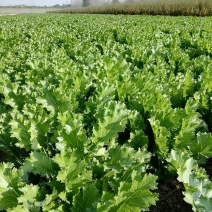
[0,0,72,6]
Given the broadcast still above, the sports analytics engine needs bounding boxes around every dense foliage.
[0,14,212,211]
[53,0,212,16]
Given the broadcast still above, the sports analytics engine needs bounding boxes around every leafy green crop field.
[0,14,212,211]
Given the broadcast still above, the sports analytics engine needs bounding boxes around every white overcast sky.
[0,0,73,6]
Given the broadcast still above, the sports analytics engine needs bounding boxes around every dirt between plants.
[150,178,193,212]
[0,150,8,162]
[150,159,212,212]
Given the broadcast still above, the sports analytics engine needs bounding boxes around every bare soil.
[150,158,212,211]
[0,150,8,162]
[0,7,57,14]
[150,178,193,212]
[0,14,16,16]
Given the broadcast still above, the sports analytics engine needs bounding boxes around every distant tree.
[112,0,119,3]
[53,4,60,7]
[82,0,90,7]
